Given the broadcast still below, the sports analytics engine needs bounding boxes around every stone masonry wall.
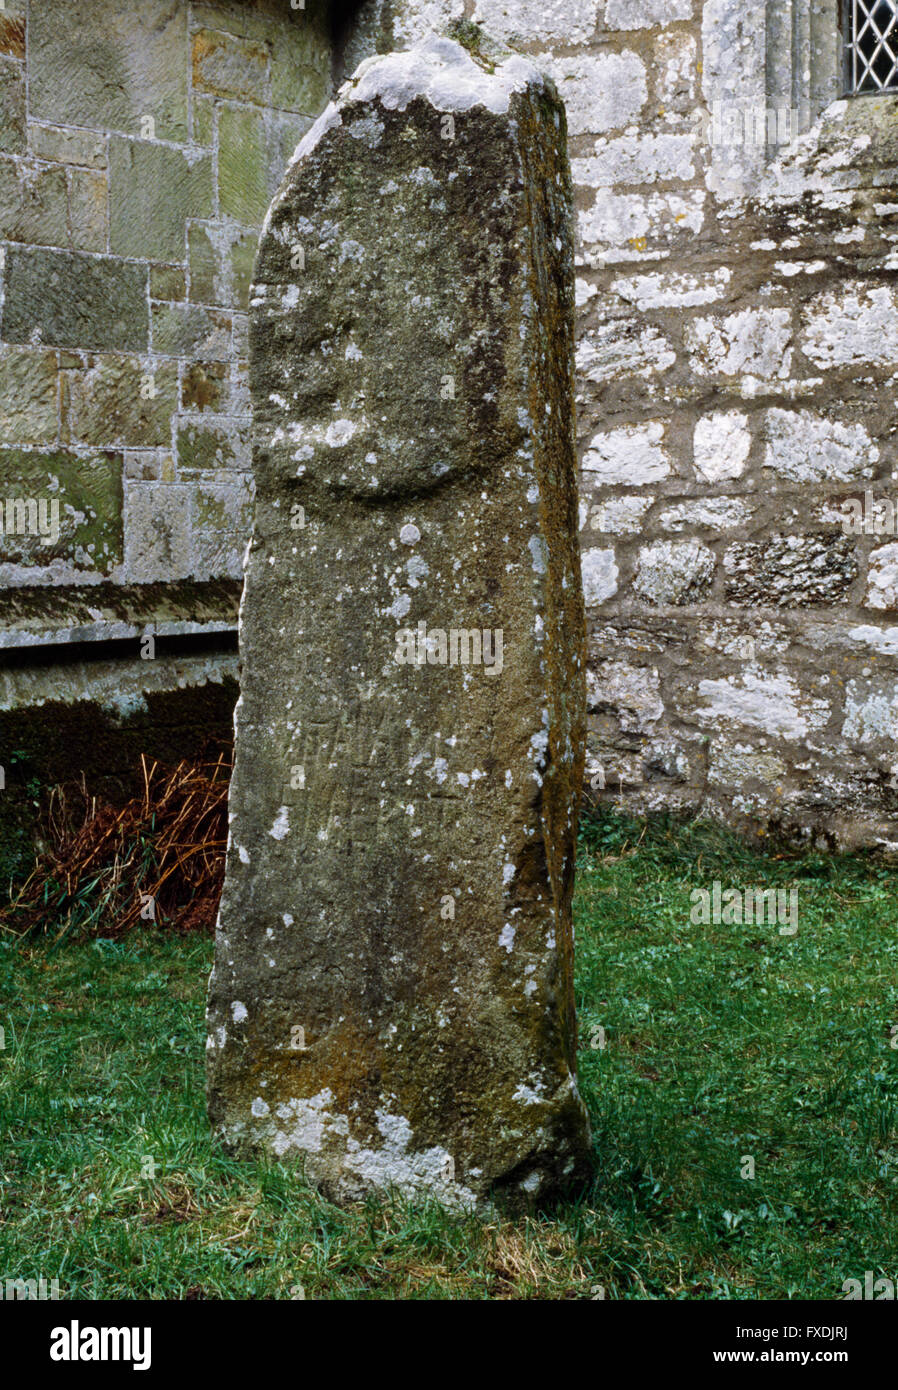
[348,1,898,851]
[0,0,332,589]
[5,0,898,850]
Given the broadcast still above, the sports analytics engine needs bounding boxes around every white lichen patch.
[606,0,692,27]
[763,409,876,483]
[528,535,547,574]
[270,1090,349,1157]
[472,0,602,46]
[634,539,715,606]
[585,494,654,535]
[866,544,898,610]
[843,682,898,743]
[579,189,704,257]
[512,1082,546,1105]
[802,284,898,368]
[848,626,898,658]
[539,51,647,137]
[342,1109,478,1210]
[687,309,793,380]
[573,134,694,189]
[576,323,676,382]
[659,498,750,532]
[324,419,358,448]
[611,267,730,310]
[694,672,829,741]
[580,547,619,605]
[583,421,671,486]
[707,743,787,789]
[693,412,751,483]
[587,661,663,733]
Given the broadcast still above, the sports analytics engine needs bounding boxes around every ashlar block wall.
[0,0,339,876]
[0,0,332,589]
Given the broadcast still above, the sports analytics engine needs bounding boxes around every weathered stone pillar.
[206,34,590,1205]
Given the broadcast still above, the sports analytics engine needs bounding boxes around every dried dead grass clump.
[2,749,231,939]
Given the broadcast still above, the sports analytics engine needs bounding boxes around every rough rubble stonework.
[360,0,898,855]
[206,36,591,1204]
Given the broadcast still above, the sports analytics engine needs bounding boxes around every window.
[845,0,898,93]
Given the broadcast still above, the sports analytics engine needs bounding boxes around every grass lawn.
[1,811,896,1300]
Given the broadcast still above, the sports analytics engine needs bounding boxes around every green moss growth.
[447,19,496,71]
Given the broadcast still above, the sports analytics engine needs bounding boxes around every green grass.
[1,810,897,1299]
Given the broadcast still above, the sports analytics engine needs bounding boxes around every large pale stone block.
[28,123,107,169]
[121,479,192,582]
[67,169,108,254]
[0,349,59,446]
[29,0,188,142]
[189,223,258,309]
[540,51,646,136]
[802,284,898,369]
[763,409,876,484]
[217,106,269,227]
[269,21,332,115]
[63,356,178,448]
[192,28,269,105]
[3,247,148,353]
[109,138,213,261]
[0,447,122,573]
[0,157,68,247]
[207,37,590,1205]
[151,303,231,361]
[472,0,601,45]
[0,57,25,155]
[605,0,692,28]
[634,539,716,606]
[192,475,254,579]
[177,418,251,473]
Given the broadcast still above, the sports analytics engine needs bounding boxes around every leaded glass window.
[846,0,898,93]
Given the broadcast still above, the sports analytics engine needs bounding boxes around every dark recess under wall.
[0,634,239,884]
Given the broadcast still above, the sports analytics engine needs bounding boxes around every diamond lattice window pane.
[849,0,898,93]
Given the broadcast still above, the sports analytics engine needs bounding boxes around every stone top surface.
[291,35,548,169]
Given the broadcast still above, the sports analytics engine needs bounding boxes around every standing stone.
[206,35,591,1206]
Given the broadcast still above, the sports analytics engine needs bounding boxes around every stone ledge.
[0,578,240,651]
[815,92,898,176]
[771,93,898,193]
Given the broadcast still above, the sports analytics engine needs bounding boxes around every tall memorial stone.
[206,35,591,1205]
